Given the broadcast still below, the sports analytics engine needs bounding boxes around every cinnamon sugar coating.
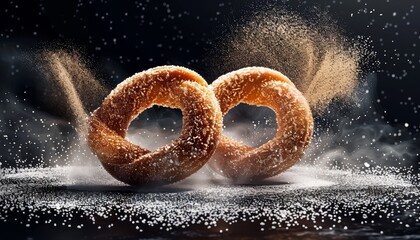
[208,67,314,181]
[88,66,223,186]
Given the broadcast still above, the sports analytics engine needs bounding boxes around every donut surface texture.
[88,66,223,186]
[208,67,314,181]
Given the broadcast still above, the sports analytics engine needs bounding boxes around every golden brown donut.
[208,67,314,182]
[88,66,222,186]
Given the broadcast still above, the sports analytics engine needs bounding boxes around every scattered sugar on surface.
[0,165,418,236]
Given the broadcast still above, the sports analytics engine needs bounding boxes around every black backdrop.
[1,0,419,167]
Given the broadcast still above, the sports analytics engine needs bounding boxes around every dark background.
[0,1,420,239]
[0,0,419,168]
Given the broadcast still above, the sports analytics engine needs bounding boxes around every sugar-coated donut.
[208,67,314,181]
[88,66,223,186]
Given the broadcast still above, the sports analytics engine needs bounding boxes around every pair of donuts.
[87,66,313,186]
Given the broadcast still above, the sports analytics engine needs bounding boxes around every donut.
[88,66,223,186]
[208,67,314,181]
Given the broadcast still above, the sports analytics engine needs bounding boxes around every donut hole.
[126,105,183,151]
[223,103,277,147]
